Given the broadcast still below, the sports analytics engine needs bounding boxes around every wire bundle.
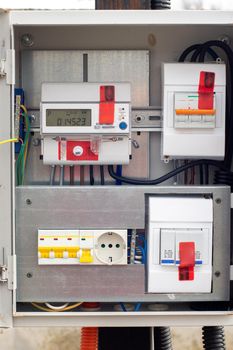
[154,327,173,350]
[16,105,30,186]
[179,40,233,187]
[31,302,82,312]
[202,326,226,350]
[80,327,98,350]
[134,232,146,264]
[108,159,226,185]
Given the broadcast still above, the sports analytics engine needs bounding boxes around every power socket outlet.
[95,230,127,265]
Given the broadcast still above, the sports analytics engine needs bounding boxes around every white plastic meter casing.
[40,82,131,165]
[147,196,213,294]
[162,63,226,160]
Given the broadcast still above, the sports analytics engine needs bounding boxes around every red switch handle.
[99,85,115,125]
[179,242,195,281]
[198,71,215,110]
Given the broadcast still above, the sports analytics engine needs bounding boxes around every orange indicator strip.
[175,109,215,115]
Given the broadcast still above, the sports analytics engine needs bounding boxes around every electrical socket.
[95,230,127,265]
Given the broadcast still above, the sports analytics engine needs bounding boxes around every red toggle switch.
[198,71,215,110]
[179,242,195,281]
[99,85,115,125]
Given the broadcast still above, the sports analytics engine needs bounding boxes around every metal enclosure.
[0,9,233,327]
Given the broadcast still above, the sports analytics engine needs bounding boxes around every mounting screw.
[26,272,33,278]
[26,199,32,205]
[219,35,231,46]
[32,138,41,147]
[215,271,221,277]
[215,198,222,204]
[21,33,34,47]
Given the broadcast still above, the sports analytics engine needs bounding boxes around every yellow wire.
[20,104,28,115]
[31,302,83,312]
[0,106,28,146]
[0,138,18,145]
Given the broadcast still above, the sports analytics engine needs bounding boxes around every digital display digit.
[46,109,92,127]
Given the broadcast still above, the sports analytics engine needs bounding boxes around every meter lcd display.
[46,109,92,127]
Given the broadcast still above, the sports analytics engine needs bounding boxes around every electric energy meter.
[40,82,131,164]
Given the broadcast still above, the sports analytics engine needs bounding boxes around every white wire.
[45,302,69,310]
[134,255,142,259]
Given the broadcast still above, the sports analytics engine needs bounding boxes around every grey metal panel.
[21,50,149,109]
[0,11,13,327]
[87,50,149,107]
[21,50,83,109]
[16,264,145,302]
[16,186,230,302]
[16,25,233,107]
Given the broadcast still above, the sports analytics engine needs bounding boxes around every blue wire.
[136,246,145,264]
[116,165,122,185]
[134,303,141,311]
[120,302,127,312]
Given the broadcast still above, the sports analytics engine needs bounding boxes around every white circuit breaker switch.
[162,63,226,161]
[147,196,213,294]
[79,231,94,264]
[160,229,175,265]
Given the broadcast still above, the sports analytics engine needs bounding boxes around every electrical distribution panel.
[162,63,226,160]
[147,196,213,293]
[40,82,131,165]
[38,229,127,265]
[0,8,232,330]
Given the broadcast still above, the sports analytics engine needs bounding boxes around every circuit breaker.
[147,196,213,293]
[162,63,226,160]
[40,82,131,165]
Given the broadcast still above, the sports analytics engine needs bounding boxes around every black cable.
[100,165,105,186]
[70,166,74,186]
[179,44,202,62]
[190,46,219,62]
[204,164,209,185]
[108,160,226,186]
[214,169,233,190]
[197,40,233,169]
[179,40,233,191]
[89,165,94,186]
[199,164,204,185]
[179,44,219,62]
[154,327,173,350]
[202,326,226,350]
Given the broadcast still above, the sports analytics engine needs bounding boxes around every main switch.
[162,63,226,161]
[147,196,213,293]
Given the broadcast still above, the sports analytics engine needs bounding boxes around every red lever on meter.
[179,242,195,281]
[99,85,115,125]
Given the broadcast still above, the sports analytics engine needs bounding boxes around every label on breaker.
[160,229,175,265]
